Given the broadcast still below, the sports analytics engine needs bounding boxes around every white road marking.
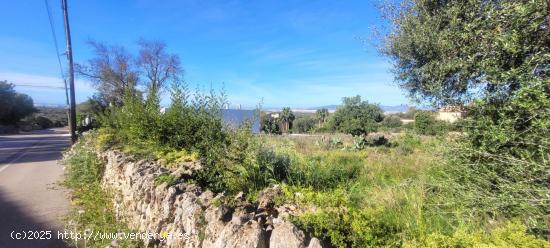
[0,140,43,174]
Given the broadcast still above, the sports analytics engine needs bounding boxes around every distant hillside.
[307,105,339,111]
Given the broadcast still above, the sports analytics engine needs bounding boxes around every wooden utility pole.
[61,0,77,143]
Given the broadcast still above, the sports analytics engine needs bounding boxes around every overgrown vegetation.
[261,134,547,247]
[69,1,549,244]
[382,0,550,241]
[63,133,141,248]
[413,111,448,136]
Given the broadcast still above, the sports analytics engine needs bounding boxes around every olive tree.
[328,95,383,136]
[380,0,550,234]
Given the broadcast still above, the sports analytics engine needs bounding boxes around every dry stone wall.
[99,150,324,248]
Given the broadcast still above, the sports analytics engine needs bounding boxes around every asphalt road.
[0,128,70,247]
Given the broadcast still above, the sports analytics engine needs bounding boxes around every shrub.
[381,115,402,129]
[395,132,422,155]
[260,115,281,134]
[414,222,549,248]
[64,135,105,187]
[0,81,37,125]
[414,111,448,135]
[155,149,199,168]
[294,207,402,248]
[353,134,389,149]
[328,95,383,136]
[293,115,316,133]
[196,124,291,194]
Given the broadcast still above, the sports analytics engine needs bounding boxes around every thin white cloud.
[0,71,94,92]
[0,71,96,104]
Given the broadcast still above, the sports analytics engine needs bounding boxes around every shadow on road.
[0,190,68,247]
[0,136,70,165]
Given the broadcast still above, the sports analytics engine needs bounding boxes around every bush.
[34,116,54,129]
[328,95,383,136]
[395,132,422,155]
[0,81,37,125]
[414,222,549,248]
[353,134,389,149]
[294,207,402,247]
[260,115,281,134]
[293,115,316,133]
[380,115,402,129]
[64,135,105,187]
[100,84,227,162]
[414,111,448,135]
[196,124,291,194]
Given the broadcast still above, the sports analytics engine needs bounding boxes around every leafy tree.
[382,0,549,107]
[77,95,108,116]
[328,96,383,136]
[0,81,36,124]
[280,107,295,133]
[381,0,550,234]
[315,108,329,128]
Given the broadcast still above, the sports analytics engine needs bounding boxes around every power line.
[44,0,65,80]
[44,0,70,106]
[12,83,65,89]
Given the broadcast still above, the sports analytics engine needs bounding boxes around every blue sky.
[0,0,408,108]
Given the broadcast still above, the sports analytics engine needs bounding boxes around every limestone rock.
[269,221,306,248]
[96,149,324,248]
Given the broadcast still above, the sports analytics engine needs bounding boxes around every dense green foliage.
[380,114,402,129]
[413,111,448,135]
[260,114,281,134]
[260,135,548,247]
[328,95,383,136]
[0,81,37,125]
[19,107,69,130]
[433,80,550,236]
[34,107,68,126]
[280,107,295,133]
[99,84,227,168]
[315,108,329,128]
[292,115,316,133]
[383,0,549,239]
[384,0,549,106]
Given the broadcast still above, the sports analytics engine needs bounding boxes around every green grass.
[85,127,549,247]
[62,133,142,248]
[258,133,548,247]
